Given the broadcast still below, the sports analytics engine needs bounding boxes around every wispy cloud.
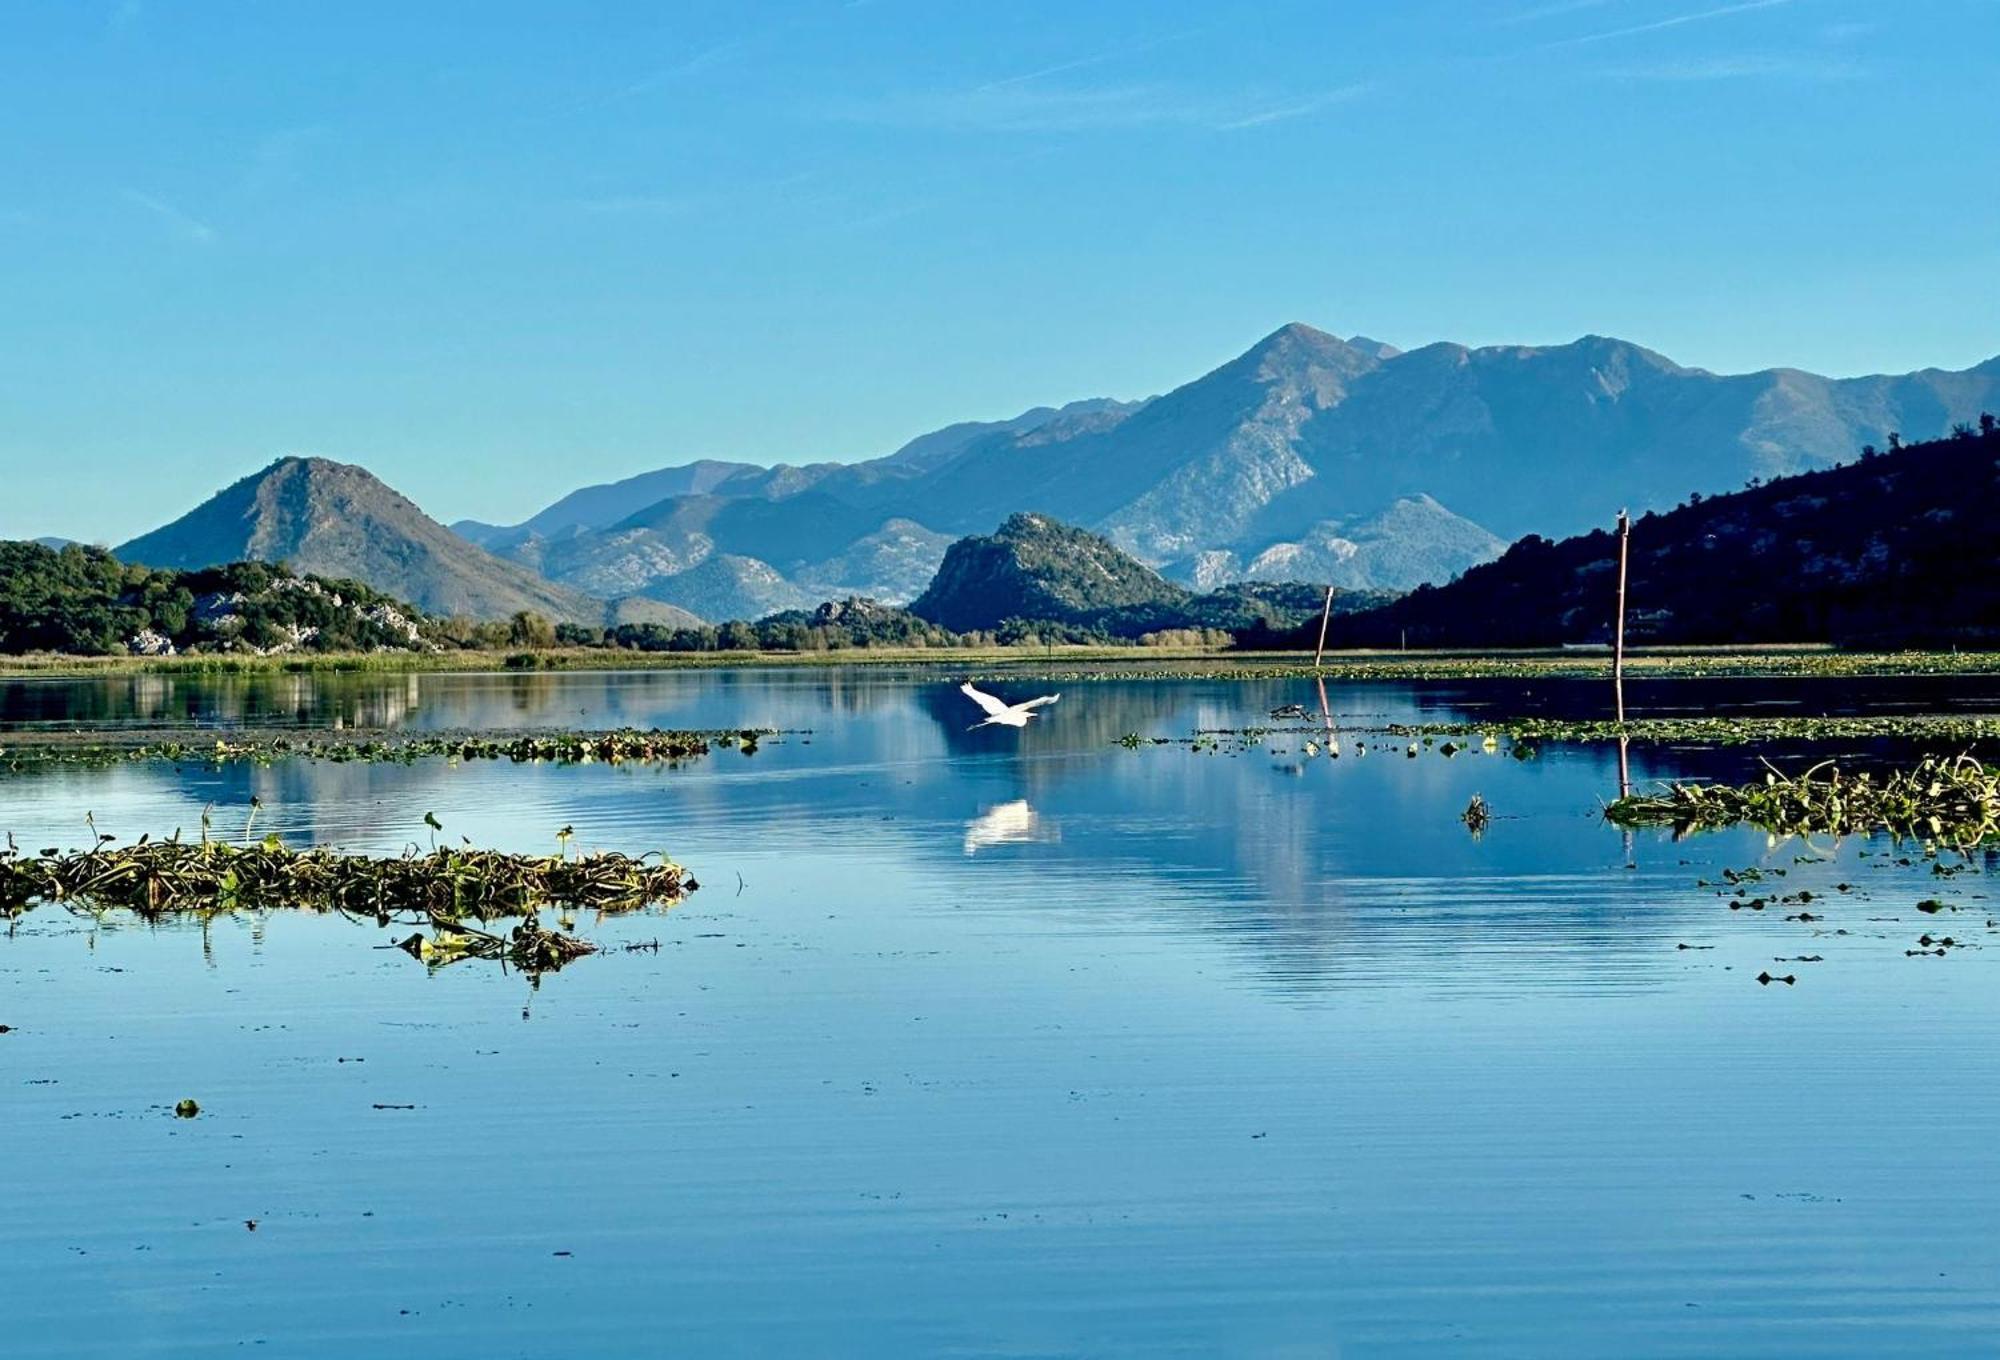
[241,124,329,196]
[832,18,1358,135]
[600,40,743,105]
[573,170,822,220]
[971,26,1207,95]
[838,195,939,232]
[1213,86,1370,130]
[1496,0,1634,25]
[1602,52,1862,80]
[123,189,215,244]
[1543,0,1802,48]
[833,81,1368,135]
[574,193,701,217]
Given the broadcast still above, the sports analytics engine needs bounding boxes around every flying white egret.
[959,681,1060,730]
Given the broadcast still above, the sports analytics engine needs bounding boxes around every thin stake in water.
[1613,509,1632,798]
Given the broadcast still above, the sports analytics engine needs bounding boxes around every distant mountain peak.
[1560,333,1687,372]
[114,455,659,625]
[1271,319,1333,339]
[1245,320,1358,358]
[1344,335,1403,360]
[255,453,386,486]
[1181,322,1388,420]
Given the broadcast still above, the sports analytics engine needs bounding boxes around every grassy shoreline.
[0,643,1222,677]
[10,641,2000,682]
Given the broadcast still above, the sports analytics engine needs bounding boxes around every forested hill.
[0,541,438,656]
[908,511,1386,638]
[910,513,1187,631]
[1317,419,2000,649]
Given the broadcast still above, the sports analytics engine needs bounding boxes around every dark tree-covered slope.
[1315,421,2000,649]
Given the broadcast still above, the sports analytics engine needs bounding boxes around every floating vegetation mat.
[1383,715,2000,747]
[0,837,696,920]
[0,727,772,771]
[971,650,2000,684]
[1118,730,1506,758]
[1119,714,2000,759]
[1605,756,2000,844]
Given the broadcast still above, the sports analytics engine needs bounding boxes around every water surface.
[4,668,1998,1356]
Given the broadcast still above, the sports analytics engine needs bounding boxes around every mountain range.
[107,323,2000,626]
[450,323,2000,621]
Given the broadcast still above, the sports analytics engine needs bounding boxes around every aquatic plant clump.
[394,914,600,973]
[1605,755,2000,843]
[1462,794,1493,835]
[0,837,696,918]
[0,727,770,771]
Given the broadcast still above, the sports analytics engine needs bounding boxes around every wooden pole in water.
[1613,509,1631,725]
[1312,585,1335,668]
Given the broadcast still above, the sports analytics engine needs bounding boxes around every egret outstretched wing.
[1019,694,1060,710]
[959,682,1011,717]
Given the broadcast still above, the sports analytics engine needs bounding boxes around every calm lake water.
[4,667,1999,1357]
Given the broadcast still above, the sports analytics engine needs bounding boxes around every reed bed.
[1605,755,2000,843]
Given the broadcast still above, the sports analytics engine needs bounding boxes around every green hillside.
[0,541,438,656]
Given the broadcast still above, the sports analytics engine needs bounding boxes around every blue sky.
[3,0,1996,543]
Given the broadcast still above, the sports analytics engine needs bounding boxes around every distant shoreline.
[9,642,2000,683]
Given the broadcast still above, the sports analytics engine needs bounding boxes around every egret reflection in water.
[962,798,1056,855]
